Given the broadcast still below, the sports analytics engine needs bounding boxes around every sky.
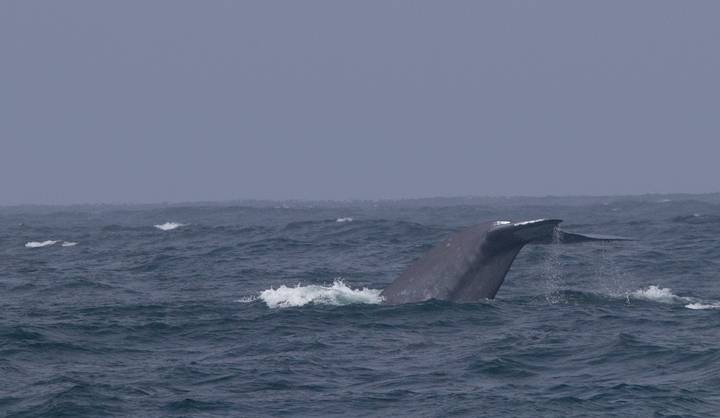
[1,1,719,205]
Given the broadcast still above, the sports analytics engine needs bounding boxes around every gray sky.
[1,1,718,205]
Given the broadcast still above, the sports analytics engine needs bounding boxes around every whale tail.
[487,219,635,245]
[380,218,635,303]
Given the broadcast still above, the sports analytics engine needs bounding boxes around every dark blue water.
[2,195,720,417]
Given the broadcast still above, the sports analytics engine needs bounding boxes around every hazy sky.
[1,1,718,205]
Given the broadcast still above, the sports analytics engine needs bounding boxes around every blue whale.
[380,219,632,303]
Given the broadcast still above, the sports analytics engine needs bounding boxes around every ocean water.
[2,195,720,417]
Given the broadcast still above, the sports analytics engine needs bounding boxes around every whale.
[380,219,632,303]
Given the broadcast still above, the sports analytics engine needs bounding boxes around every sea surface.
[2,195,720,417]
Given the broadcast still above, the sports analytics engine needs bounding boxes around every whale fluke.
[380,219,633,304]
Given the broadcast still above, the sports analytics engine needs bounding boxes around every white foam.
[629,285,684,303]
[235,295,257,303]
[61,242,78,247]
[336,217,353,222]
[627,285,720,310]
[154,222,186,231]
[254,280,383,308]
[25,240,57,248]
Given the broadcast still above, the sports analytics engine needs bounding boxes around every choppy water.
[2,195,720,417]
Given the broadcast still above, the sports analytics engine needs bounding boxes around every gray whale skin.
[380,219,632,304]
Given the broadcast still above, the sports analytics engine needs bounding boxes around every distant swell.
[154,222,186,231]
[246,280,383,308]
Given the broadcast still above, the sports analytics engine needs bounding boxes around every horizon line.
[2,192,719,209]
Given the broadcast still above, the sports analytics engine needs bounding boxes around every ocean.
[2,195,719,417]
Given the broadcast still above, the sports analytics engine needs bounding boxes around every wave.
[154,222,186,231]
[25,240,57,248]
[244,280,383,308]
[336,217,353,222]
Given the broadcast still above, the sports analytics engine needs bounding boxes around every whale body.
[380,219,632,304]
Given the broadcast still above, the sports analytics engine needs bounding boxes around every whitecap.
[685,302,720,310]
[336,217,353,222]
[255,280,383,308]
[25,240,57,248]
[62,242,78,247]
[154,222,186,231]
